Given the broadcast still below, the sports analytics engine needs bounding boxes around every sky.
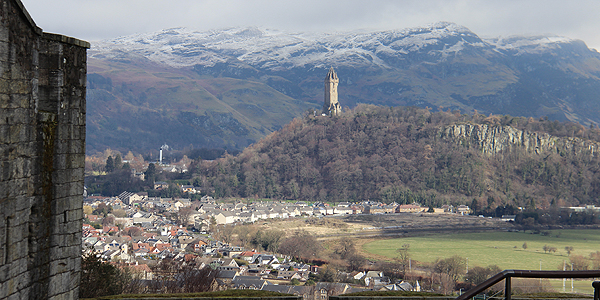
[20,0,600,51]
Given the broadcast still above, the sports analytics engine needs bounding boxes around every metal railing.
[455,270,600,300]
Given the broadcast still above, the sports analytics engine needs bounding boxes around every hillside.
[193,105,600,210]
[86,22,600,153]
[86,58,313,153]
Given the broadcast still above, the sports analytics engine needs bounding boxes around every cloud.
[20,0,600,50]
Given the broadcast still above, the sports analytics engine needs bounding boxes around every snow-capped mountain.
[90,22,578,70]
[86,22,600,153]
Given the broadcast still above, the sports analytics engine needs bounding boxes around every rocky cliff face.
[441,124,599,157]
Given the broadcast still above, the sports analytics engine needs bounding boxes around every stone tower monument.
[323,67,341,116]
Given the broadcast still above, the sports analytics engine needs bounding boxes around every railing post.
[593,281,600,300]
[505,276,511,300]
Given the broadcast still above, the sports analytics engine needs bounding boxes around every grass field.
[362,229,600,271]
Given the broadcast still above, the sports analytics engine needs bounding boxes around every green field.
[363,229,600,270]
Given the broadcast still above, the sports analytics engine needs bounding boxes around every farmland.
[361,229,600,271]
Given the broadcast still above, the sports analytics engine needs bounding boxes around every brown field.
[256,213,513,239]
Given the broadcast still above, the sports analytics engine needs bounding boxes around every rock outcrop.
[441,123,598,157]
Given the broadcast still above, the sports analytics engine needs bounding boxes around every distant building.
[154,181,168,190]
[323,67,341,116]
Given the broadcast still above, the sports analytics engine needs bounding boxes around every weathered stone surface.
[441,123,600,156]
[0,0,88,299]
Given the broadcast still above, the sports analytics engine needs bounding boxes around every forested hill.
[195,105,600,210]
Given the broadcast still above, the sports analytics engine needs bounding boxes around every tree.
[347,255,366,271]
[335,239,356,259]
[145,163,157,184]
[278,231,322,259]
[102,215,115,226]
[122,226,143,237]
[396,243,411,276]
[251,229,285,252]
[522,242,528,250]
[83,205,93,215]
[105,156,115,173]
[175,207,195,227]
[112,209,126,218]
[434,255,467,283]
[570,255,589,270]
[80,250,131,298]
[114,153,123,170]
[565,246,574,256]
[590,251,600,269]
[465,265,501,286]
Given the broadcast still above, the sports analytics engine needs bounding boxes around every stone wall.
[0,0,88,299]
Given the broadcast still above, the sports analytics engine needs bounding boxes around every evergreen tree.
[105,156,114,173]
[114,154,122,169]
[145,163,156,184]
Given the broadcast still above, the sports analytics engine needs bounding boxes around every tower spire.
[323,67,341,116]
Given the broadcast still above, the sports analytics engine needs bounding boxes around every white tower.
[323,67,341,116]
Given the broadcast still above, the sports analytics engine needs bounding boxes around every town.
[83,186,476,298]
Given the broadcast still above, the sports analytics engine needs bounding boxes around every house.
[217,270,238,284]
[350,271,365,280]
[189,239,208,252]
[217,258,240,271]
[277,270,302,280]
[334,206,353,215]
[215,211,237,225]
[501,215,516,222]
[237,251,260,262]
[396,204,424,213]
[181,185,198,194]
[379,281,413,291]
[129,264,153,280]
[363,271,386,287]
[154,181,168,190]
[230,276,269,290]
[87,215,100,222]
[457,205,470,215]
[254,254,278,266]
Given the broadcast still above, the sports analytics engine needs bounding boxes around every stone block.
[0,124,7,145]
[69,168,83,183]
[0,26,8,42]
[68,139,83,154]
[0,93,8,109]
[55,124,69,140]
[10,79,30,94]
[68,196,82,211]
[53,153,66,171]
[12,93,30,109]
[14,194,31,211]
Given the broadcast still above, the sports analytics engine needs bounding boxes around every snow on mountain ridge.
[89,22,576,69]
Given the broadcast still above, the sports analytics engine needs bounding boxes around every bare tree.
[278,230,322,259]
[174,207,194,227]
[438,273,455,295]
[465,265,501,286]
[396,243,411,276]
[347,255,366,271]
[590,251,600,269]
[565,246,574,256]
[434,255,466,283]
[570,255,589,270]
[335,239,356,259]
